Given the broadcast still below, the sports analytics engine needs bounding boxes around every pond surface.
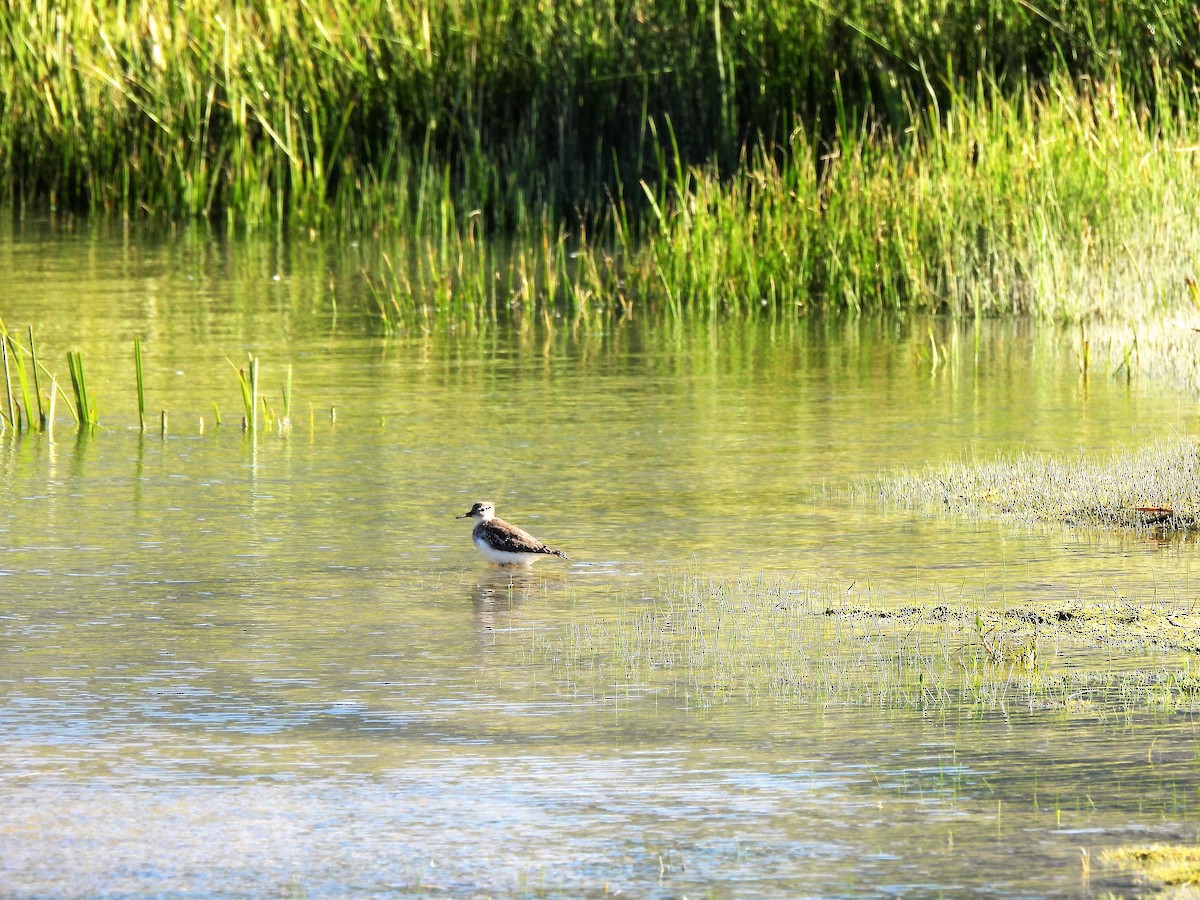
[3,217,1200,897]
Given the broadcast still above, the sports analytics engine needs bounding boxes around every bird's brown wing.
[487,518,568,557]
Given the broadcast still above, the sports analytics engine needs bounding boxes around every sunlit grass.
[4,0,1195,231]
[872,437,1200,533]
[0,322,307,438]
[4,3,1200,323]
[349,74,1200,323]
[531,573,1200,713]
[0,321,83,433]
[1103,844,1200,887]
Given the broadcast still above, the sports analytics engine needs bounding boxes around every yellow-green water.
[2,217,1200,896]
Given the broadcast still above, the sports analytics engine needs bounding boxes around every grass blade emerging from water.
[134,336,146,432]
[538,572,1200,712]
[0,330,14,430]
[8,333,35,432]
[28,327,45,430]
[230,355,259,432]
[282,363,292,425]
[66,350,97,430]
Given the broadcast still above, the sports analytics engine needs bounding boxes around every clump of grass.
[1102,845,1200,886]
[872,437,1200,533]
[0,322,83,433]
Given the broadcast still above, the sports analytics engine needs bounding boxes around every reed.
[281,363,292,427]
[66,350,98,429]
[6,331,35,432]
[259,395,273,432]
[134,336,146,432]
[45,375,57,436]
[3,4,1199,326]
[352,71,1200,323]
[27,328,45,429]
[230,355,258,432]
[250,356,259,433]
[1,332,16,431]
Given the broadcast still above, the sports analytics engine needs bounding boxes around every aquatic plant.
[0,2,1196,325]
[281,363,292,427]
[871,437,1200,533]
[349,72,1200,324]
[66,350,98,429]
[230,355,258,432]
[4,328,35,432]
[0,323,84,432]
[533,572,1200,713]
[27,328,46,429]
[134,336,146,432]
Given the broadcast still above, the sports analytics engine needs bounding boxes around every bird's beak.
[455,511,471,519]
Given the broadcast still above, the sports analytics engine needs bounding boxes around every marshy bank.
[3,1,1200,325]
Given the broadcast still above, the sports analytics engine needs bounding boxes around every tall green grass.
[641,74,1200,318]
[66,350,97,429]
[2,0,1196,230]
[360,74,1200,321]
[2,2,1199,322]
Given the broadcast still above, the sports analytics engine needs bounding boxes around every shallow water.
[3,217,1200,896]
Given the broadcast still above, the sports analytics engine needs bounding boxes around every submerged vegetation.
[535,572,1200,712]
[3,1,1200,322]
[873,437,1200,534]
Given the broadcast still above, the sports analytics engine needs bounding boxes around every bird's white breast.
[473,532,540,565]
